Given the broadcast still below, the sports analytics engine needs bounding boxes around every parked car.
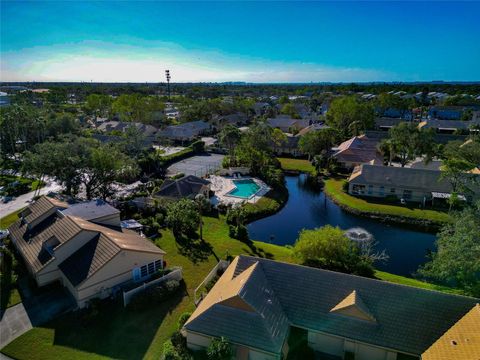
[0,229,10,241]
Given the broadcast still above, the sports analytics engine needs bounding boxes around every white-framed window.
[132,259,163,282]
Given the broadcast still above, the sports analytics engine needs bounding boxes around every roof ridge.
[237,255,479,301]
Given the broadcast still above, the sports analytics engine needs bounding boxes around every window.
[133,259,163,282]
[390,188,396,193]
[352,184,366,195]
[403,190,412,200]
[379,186,385,196]
[368,185,373,195]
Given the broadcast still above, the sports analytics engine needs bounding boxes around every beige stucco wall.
[186,331,279,360]
[73,250,164,307]
[308,330,397,360]
[348,182,429,202]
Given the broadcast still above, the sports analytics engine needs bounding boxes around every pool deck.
[209,175,271,206]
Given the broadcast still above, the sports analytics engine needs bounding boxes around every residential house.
[213,112,248,130]
[97,121,158,138]
[8,196,166,308]
[61,199,121,227]
[422,304,480,360]
[267,115,312,133]
[158,121,211,142]
[154,175,211,200]
[374,117,412,131]
[252,102,272,116]
[332,135,383,169]
[428,106,464,120]
[184,255,478,360]
[348,164,479,203]
[271,123,330,157]
[418,118,480,134]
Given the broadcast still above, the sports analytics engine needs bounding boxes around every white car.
[0,229,10,241]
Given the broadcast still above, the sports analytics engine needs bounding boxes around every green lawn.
[324,178,451,224]
[0,209,22,229]
[1,215,291,360]
[1,209,459,360]
[277,157,315,174]
[375,271,464,295]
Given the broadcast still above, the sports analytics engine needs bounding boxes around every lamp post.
[165,70,171,101]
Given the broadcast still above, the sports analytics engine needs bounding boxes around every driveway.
[0,283,75,349]
[0,303,31,349]
[0,177,61,219]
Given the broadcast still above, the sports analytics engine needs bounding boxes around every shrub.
[206,337,232,360]
[162,340,181,360]
[177,312,192,329]
[128,279,181,310]
[342,181,350,192]
[190,140,205,153]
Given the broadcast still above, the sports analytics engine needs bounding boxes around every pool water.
[228,179,260,198]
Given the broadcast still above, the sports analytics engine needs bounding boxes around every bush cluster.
[128,279,180,310]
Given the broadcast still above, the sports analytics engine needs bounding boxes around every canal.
[247,174,437,276]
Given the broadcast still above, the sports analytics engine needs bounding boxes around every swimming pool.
[227,179,261,199]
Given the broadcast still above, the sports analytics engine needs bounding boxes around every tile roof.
[186,256,478,356]
[20,196,68,225]
[155,175,210,199]
[332,135,383,165]
[8,197,164,275]
[330,290,376,322]
[422,303,480,360]
[9,214,82,272]
[185,257,290,354]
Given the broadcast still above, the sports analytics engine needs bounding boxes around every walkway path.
[0,178,61,219]
[0,303,32,349]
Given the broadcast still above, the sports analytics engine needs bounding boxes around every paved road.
[0,178,61,219]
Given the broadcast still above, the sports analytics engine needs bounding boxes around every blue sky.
[1,1,479,82]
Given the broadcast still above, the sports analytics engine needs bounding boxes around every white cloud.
[0,40,394,83]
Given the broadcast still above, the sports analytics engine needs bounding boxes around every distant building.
[428,106,465,120]
[418,118,480,134]
[97,121,158,138]
[348,164,479,203]
[374,117,412,131]
[158,121,210,142]
[184,255,478,360]
[332,135,383,169]
[267,115,312,133]
[213,112,248,129]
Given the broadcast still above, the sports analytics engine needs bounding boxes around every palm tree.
[195,193,210,240]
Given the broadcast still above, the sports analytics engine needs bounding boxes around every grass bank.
[243,186,288,222]
[277,157,315,175]
[324,178,451,231]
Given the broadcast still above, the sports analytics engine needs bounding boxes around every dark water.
[247,174,437,276]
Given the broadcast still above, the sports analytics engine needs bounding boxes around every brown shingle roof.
[70,216,165,254]
[21,196,68,225]
[9,215,82,272]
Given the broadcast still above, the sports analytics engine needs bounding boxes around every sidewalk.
[0,303,32,349]
[0,178,61,219]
